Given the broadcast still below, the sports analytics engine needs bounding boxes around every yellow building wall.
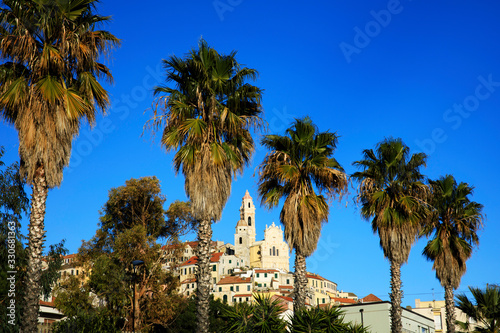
[249,245,262,268]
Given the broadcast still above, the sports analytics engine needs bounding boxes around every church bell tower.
[234,190,256,267]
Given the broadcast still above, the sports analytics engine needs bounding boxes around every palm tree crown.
[150,39,263,222]
[456,285,500,333]
[258,116,347,256]
[0,0,119,187]
[352,137,428,264]
[422,175,484,289]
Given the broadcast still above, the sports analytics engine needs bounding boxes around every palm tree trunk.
[444,284,456,333]
[21,166,48,333]
[390,260,403,333]
[196,218,213,333]
[293,251,308,313]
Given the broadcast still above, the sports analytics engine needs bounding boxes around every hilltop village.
[163,190,363,308]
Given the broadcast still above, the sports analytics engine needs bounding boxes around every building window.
[248,216,251,226]
[213,278,216,284]
[219,287,222,292]
[270,249,272,256]
[246,297,249,302]
[322,298,325,304]
[239,237,242,244]
[212,265,216,272]
[236,286,239,292]
[256,273,259,278]
[187,284,189,289]
[189,267,191,274]
[264,283,267,287]
[275,273,278,279]
[71,270,74,275]
[223,295,227,303]
[264,273,267,277]
[239,297,242,302]
[287,279,290,284]
[248,202,250,208]
[229,260,232,264]
[76,270,79,275]
[230,287,234,291]
[247,285,250,291]
[277,249,279,256]
[187,291,189,296]
[273,246,276,256]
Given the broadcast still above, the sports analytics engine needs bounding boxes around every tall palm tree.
[0,1,118,330]
[257,117,348,312]
[149,40,263,333]
[351,138,428,333]
[456,285,500,333]
[422,175,484,333]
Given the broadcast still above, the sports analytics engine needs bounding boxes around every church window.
[270,249,272,256]
[277,249,279,256]
[239,237,242,244]
[273,246,276,256]
[248,202,250,208]
[287,279,290,284]
[248,216,252,226]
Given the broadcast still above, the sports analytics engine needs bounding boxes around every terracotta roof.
[39,300,55,307]
[360,293,382,303]
[180,252,224,267]
[332,297,357,304]
[181,278,197,284]
[255,269,279,273]
[234,294,252,297]
[63,253,77,259]
[279,285,293,289]
[273,295,293,303]
[217,276,252,285]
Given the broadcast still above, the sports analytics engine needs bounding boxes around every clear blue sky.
[1,0,499,307]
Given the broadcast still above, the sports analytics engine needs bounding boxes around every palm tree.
[456,285,500,333]
[422,175,484,333]
[148,40,263,333]
[0,1,118,330]
[257,117,348,312]
[351,138,428,333]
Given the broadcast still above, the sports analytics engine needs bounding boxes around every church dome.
[236,219,248,227]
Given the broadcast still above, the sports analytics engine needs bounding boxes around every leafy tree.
[51,308,122,333]
[456,285,500,333]
[148,39,263,333]
[0,1,119,329]
[165,296,229,333]
[56,177,190,332]
[422,175,484,333]
[351,138,428,333]
[257,117,348,311]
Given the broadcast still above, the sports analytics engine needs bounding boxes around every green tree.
[148,39,263,332]
[351,138,428,333]
[422,175,484,333]
[456,285,500,333]
[0,1,119,329]
[257,117,348,311]
[56,177,190,332]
